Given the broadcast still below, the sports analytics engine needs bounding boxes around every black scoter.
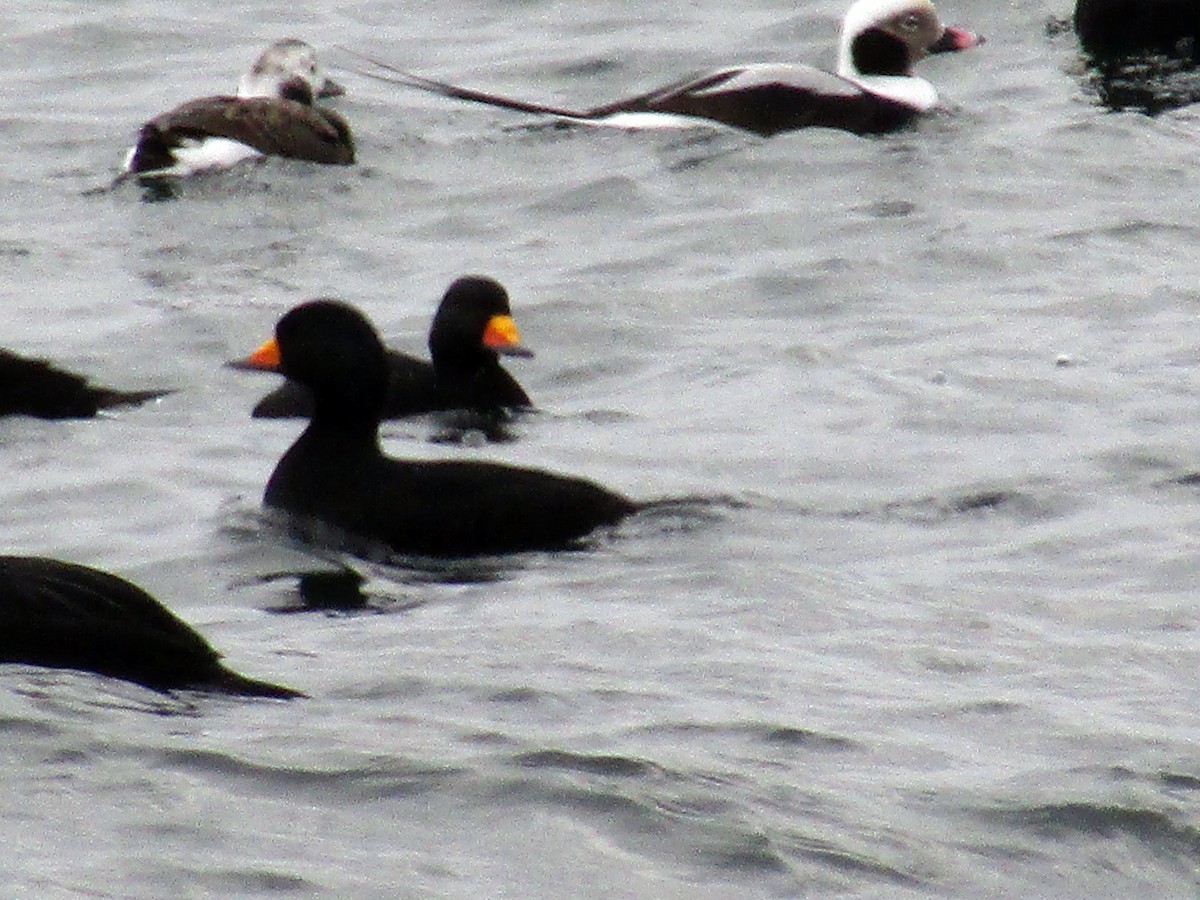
[1075,0,1200,60]
[234,299,636,557]
[243,275,532,420]
[1073,0,1200,114]
[0,555,301,698]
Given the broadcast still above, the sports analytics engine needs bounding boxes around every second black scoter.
[234,299,637,557]
[0,555,301,698]
[241,275,533,420]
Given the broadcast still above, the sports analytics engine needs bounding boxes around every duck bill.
[482,315,535,358]
[228,336,283,372]
[928,26,984,54]
[318,77,346,98]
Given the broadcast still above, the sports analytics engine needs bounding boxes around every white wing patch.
[587,111,726,130]
[123,137,263,178]
[173,137,263,173]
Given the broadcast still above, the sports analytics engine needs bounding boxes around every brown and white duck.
[120,38,354,180]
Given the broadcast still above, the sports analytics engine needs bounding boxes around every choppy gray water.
[5,0,1200,896]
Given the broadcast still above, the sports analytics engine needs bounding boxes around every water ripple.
[983,801,1200,859]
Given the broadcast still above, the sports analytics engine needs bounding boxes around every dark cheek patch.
[851,27,912,77]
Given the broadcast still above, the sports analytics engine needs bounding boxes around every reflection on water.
[1085,54,1200,115]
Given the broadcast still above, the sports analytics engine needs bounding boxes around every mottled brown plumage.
[131,91,354,172]
[121,39,354,178]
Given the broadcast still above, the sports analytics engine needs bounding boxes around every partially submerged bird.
[238,275,533,421]
[234,299,636,558]
[1074,0,1200,61]
[0,348,169,419]
[120,38,354,181]
[1073,0,1200,115]
[350,0,981,137]
[0,555,301,698]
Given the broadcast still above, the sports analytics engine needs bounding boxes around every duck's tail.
[340,47,595,122]
[96,387,176,412]
[209,666,307,700]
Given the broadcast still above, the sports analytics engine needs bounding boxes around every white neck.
[845,73,938,110]
[237,73,280,98]
[836,34,859,80]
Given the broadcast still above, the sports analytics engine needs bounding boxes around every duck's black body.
[372,62,927,137]
[1075,0,1200,60]
[0,556,301,698]
[1074,0,1200,114]
[265,427,635,556]
[573,65,926,136]
[240,299,635,558]
[249,276,531,420]
[0,349,168,419]
[252,347,529,419]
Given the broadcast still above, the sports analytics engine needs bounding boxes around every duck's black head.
[429,275,533,367]
[272,299,390,420]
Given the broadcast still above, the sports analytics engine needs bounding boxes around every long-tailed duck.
[350,0,981,137]
[120,38,354,180]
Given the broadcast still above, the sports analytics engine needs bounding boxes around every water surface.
[4,0,1200,896]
